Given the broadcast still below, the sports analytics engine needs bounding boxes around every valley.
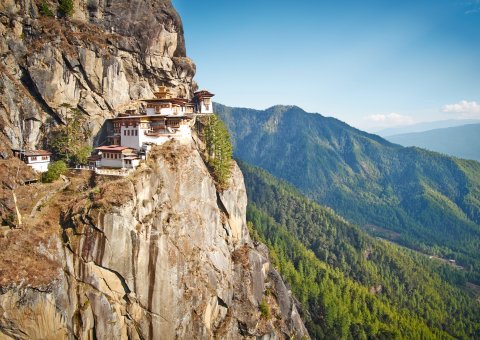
[241,162,480,338]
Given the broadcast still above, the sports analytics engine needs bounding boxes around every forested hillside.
[241,163,480,339]
[215,103,480,282]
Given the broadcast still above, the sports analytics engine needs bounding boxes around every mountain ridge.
[376,119,480,136]
[387,123,480,162]
[215,102,480,281]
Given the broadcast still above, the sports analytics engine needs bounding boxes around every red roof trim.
[23,150,52,156]
[96,145,132,152]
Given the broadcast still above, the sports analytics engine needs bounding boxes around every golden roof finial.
[155,86,172,99]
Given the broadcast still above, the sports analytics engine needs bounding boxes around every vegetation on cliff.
[38,2,54,17]
[242,162,480,339]
[58,0,75,17]
[48,107,92,166]
[41,160,67,183]
[203,114,233,188]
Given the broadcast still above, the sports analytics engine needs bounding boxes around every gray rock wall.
[0,141,309,339]
[0,1,309,337]
[0,0,196,152]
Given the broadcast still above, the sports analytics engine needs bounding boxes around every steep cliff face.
[0,140,308,339]
[0,0,195,152]
[0,1,309,337]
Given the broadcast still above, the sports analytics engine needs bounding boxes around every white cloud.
[364,112,415,127]
[464,0,480,14]
[442,100,480,117]
[466,8,480,14]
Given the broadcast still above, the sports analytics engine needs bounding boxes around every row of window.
[167,119,180,126]
[30,156,49,161]
[114,122,138,128]
[147,104,171,109]
[104,153,121,159]
[124,129,138,136]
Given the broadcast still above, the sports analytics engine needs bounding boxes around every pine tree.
[203,115,233,189]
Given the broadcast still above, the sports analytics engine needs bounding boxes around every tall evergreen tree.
[203,115,233,188]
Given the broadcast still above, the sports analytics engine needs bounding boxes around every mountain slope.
[387,124,480,161]
[241,162,480,339]
[376,119,480,137]
[215,103,480,279]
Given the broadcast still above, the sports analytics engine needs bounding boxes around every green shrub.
[39,2,54,17]
[247,221,264,244]
[58,0,74,17]
[41,160,68,183]
[50,106,92,166]
[72,145,92,165]
[259,298,271,319]
[203,114,233,189]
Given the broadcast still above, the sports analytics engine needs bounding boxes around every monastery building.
[91,87,214,170]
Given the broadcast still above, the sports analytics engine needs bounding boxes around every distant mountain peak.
[265,104,303,113]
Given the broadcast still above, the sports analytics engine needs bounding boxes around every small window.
[31,156,37,161]
[124,130,126,136]
[135,130,138,136]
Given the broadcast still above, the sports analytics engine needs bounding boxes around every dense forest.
[241,162,480,339]
[215,104,480,282]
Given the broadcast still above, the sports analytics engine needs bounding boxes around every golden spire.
[154,86,173,99]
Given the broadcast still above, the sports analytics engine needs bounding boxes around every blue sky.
[173,0,480,131]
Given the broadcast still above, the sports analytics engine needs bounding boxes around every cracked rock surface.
[0,141,309,339]
[0,0,309,337]
[0,0,196,152]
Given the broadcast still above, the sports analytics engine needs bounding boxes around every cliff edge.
[0,140,308,339]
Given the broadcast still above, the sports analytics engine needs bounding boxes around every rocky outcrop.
[0,1,309,337]
[0,141,308,339]
[0,0,196,152]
